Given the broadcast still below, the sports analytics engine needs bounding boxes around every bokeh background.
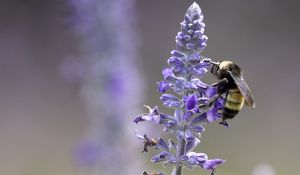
[1,0,299,175]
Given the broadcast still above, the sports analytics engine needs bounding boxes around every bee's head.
[210,61,220,77]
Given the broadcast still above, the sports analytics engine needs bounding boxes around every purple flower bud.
[189,67,207,77]
[184,15,192,23]
[186,43,195,50]
[156,138,170,152]
[188,29,194,34]
[201,35,208,42]
[187,152,208,163]
[194,29,203,38]
[190,113,207,125]
[174,109,184,123]
[163,101,181,108]
[180,22,187,30]
[170,50,185,57]
[185,94,197,110]
[134,106,161,124]
[151,155,163,163]
[160,94,179,102]
[188,53,201,64]
[207,107,221,123]
[168,57,185,68]
[198,59,211,67]
[168,139,177,151]
[191,78,209,89]
[157,81,170,93]
[185,137,200,153]
[188,125,205,133]
[205,86,218,98]
[180,155,190,161]
[191,20,202,30]
[183,111,193,121]
[159,113,176,124]
[162,68,174,79]
[183,35,192,41]
[202,159,225,170]
[186,2,202,20]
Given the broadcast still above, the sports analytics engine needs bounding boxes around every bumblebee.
[209,60,255,125]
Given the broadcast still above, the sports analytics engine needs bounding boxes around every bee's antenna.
[210,61,220,66]
[201,56,219,66]
[201,56,211,62]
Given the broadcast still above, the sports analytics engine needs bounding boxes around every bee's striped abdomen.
[223,88,244,120]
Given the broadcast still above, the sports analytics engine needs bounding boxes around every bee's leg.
[207,94,219,106]
[200,78,228,106]
[199,78,228,110]
[211,78,228,95]
[211,78,228,87]
[219,119,230,128]
[198,94,219,111]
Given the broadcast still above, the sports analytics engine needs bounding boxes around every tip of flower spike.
[186,2,202,20]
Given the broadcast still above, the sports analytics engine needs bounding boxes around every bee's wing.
[228,72,255,109]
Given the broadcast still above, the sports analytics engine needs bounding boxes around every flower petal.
[168,139,177,152]
[133,113,159,124]
[160,94,180,107]
[190,112,207,125]
[174,109,184,123]
[202,159,225,170]
[159,113,176,124]
[162,68,174,80]
[207,107,221,123]
[191,78,209,89]
[188,125,205,133]
[187,152,208,163]
[170,50,186,58]
[156,138,170,152]
[205,86,218,98]
[183,111,193,121]
[168,57,185,68]
[160,94,181,108]
[185,94,197,110]
[157,81,170,93]
[185,137,200,152]
[163,101,181,108]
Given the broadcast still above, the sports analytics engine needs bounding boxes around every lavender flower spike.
[65,0,144,174]
[134,2,227,175]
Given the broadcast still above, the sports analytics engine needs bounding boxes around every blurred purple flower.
[62,0,144,174]
[59,58,86,85]
[75,140,100,166]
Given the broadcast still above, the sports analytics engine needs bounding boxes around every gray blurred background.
[0,0,299,174]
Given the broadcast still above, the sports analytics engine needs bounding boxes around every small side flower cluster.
[134,2,225,175]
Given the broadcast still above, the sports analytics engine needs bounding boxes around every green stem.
[174,138,186,175]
